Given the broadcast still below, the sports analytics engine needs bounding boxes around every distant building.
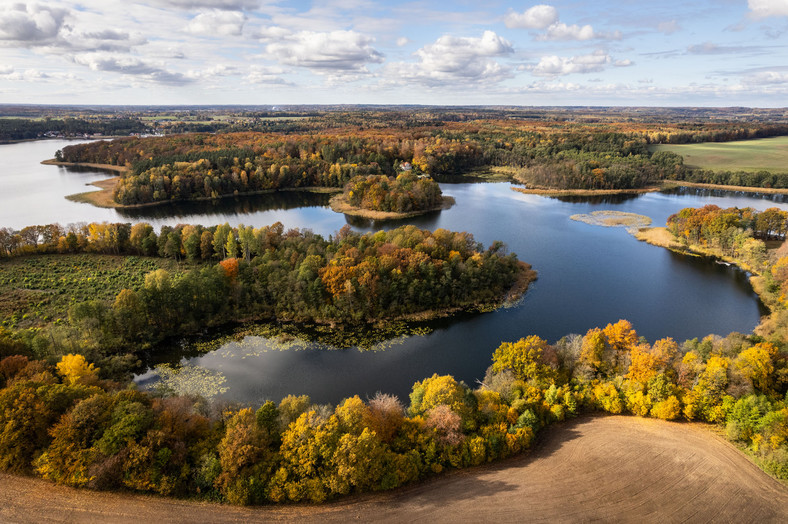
[400,162,412,171]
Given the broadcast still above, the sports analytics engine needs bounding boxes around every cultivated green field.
[0,254,184,329]
[651,136,788,173]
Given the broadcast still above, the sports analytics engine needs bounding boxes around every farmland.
[0,254,183,328]
[651,136,788,173]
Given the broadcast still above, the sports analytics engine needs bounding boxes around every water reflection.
[548,193,644,204]
[118,190,332,220]
[661,186,788,203]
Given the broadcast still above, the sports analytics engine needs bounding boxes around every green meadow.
[651,136,788,173]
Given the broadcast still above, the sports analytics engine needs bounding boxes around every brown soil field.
[1,416,786,523]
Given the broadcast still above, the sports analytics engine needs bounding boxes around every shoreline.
[41,158,129,173]
[662,180,788,195]
[512,186,662,197]
[633,226,775,328]
[329,193,455,220]
[513,180,788,197]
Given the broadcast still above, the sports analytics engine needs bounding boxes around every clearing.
[1,416,786,523]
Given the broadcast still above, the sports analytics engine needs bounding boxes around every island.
[329,173,454,219]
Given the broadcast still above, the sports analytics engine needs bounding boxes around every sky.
[0,0,787,107]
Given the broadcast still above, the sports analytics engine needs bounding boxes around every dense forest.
[0,220,532,351]
[342,173,443,213]
[43,108,788,204]
[0,118,147,142]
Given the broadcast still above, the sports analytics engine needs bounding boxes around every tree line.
[0,317,784,505]
[54,122,742,205]
[0,118,148,142]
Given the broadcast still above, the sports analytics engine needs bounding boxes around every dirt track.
[1,416,786,523]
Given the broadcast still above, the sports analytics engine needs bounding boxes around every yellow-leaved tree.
[56,354,99,386]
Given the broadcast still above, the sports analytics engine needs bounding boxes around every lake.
[1,139,784,405]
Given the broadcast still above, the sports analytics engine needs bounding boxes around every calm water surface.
[1,140,784,405]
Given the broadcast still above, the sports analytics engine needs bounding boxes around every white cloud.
[266,30,383,72]
[396,37,409,47]
[506,5,619,41]
[538,22,595,41]
[504,5,558,29]
[0,66,76,82]
[614,59,633,67]
[743,70,788,85]
[186,64,239,79]
[149,0,261,9]
[243,65,290,85]
[531,51,611,76]
[186,10,246,36]
[386,31,513,86]
[748,0,788,18]
[255,26,291,41]
[73,53,191,84]
[0,3,67,46]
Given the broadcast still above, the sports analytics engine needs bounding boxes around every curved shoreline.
[329,193,455,220]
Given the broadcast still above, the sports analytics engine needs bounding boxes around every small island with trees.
[329,172,454,219]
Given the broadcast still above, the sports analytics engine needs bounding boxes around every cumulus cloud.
[386,31,513,86]
[743,70,788,85]
[0,67,75,82]
[0,3,147,54]
[186,10,246,36]
[531,50,611,76]
[748,0,788,18]
[614,59,633,67]
[186,64,239,79]
[506,4,619,41]
[266,30,383,72]
[73,53,191,84]
[243,65,290,85]
[504,5,558,29]
[538,22,595,41]
[149,0,261,9]
[396,37,410,47]
[0,3,67,46]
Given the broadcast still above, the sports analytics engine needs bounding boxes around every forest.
[0,118,148,142]
[0,220,532,375]
[52,112,788,206]
[341,172,443,213]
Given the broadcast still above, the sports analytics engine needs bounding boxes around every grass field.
[0,254,184,329]
[650,136,788,173]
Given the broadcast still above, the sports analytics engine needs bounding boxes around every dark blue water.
[0,140,782,405]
